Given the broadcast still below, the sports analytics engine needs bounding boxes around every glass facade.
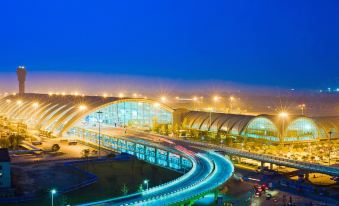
[243,117,279,141]
[82,101,172,129]
[284,118,318,141]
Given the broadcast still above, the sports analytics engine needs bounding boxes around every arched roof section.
[284,117,319,141]
[59,98,174,135]
[242,116,279,141]
[0,94,174,137]
[182,111,255,135]
[312,116,339,139]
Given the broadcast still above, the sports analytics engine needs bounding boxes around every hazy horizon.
[0,70,327,96]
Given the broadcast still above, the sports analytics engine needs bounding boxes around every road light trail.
[78,150,233,206]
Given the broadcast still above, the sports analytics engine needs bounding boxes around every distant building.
[0,148,11,188]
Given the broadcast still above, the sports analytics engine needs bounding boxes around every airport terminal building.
[0,93,338,143]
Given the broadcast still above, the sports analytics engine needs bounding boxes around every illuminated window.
[243,117,279,141]
[80,101,172,129]
[285,118,318,141]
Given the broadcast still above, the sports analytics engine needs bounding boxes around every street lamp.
[279,112,288,142]
[118,93,124,98]
[229,96,234,113]
[207,107,213,129]
[97,111,103,158]
[144,179,149,190]
[328,129,335,166]
[213,96,220,102]
[192,96,198,110]
[160,96,167,103]
[50,189,56,206]
[79,105,87,111]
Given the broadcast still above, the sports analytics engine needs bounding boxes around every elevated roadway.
[178,140,339,177]
[73,126,234,206]
[79,151,233,206]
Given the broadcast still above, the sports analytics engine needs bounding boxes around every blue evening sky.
[1,0,338,89]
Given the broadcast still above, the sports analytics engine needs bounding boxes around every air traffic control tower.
[16,66,27,95]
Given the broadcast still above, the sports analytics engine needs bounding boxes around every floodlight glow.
[213,96,220,102]
[154,102,160,107]
[160,96,167,102]
[79,105,87,111]
[32,102,39,108]
[279,112,288,118]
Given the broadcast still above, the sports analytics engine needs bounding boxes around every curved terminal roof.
[182,111,339,140]
[0,93,173,136]
[0,93,338,141]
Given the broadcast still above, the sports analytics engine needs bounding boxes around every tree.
[137,184,144,193]
[0,137,10,148]
[152,117,159,132]
[8,134,25,150]
[82,149,90,158]
[51,144,60,152]
[172,123,179,137]
[58,195,69,206]
[121,184,129,195]
[192,129,200,140]
[160,124,168,135]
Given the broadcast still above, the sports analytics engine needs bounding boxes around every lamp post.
[50,189,56,206]
[279,112,288,142]
[212,96,220,112]
[229,96,234,113]
[144,179,149,190]
[328,129,334,166]
[192,96,198,110]
[298,104,306,115]
[97,111,103,158]
[207,107,213,129]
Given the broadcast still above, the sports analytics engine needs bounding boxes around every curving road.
[77,129,234,206]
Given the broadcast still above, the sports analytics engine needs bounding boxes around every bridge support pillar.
[260,161,265,172]
[270,163,273,170]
